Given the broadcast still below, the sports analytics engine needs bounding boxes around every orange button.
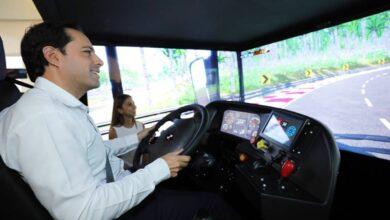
[239,153,248,162]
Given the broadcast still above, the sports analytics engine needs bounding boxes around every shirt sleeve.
[104,134,139,156]
[7,113,170,220]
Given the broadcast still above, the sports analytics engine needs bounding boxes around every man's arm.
[104,126,154,156]
[104,134,139,156]
[6,113,170,220]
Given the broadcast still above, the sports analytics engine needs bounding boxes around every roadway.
[285,67,390,160]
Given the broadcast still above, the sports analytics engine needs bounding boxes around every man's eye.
[84,50,92,54]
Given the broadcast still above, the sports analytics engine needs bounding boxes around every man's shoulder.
[1,88,66,126]
[15,88,58,114]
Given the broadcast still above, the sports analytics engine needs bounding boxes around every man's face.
[58,28,103,94]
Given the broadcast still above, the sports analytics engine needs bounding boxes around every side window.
[218,51,239,101]
[87,46,112,125]
[116,47,210,116]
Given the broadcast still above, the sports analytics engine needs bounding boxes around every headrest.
[0,36,6,80]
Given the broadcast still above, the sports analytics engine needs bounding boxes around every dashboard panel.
[260,111,305,150]
[188,101,339,220]
[220,110,261,140]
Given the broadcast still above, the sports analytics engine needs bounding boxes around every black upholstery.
[0,78,22,112]
[0,36,52,219]
[0,36,21,112]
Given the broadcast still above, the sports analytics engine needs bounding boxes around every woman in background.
[109,94,145,167]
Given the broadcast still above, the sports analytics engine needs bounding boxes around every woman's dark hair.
[20,21,81,82]
[110,94,136,127]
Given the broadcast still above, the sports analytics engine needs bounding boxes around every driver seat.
[0,36,52,219]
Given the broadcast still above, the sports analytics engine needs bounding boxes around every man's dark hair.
[21,21,81,82]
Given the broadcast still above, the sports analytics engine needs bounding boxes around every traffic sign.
[261,74,271,85]
[305,69,313,77]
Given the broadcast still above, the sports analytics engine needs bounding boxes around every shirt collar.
[34,77,89,111]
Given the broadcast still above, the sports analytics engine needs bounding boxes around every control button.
[260,178,264,182]
[253,161,263,170]
[281,159,296,178]
[239,153,248,162]
[262,184,267,188]
[281,185,286,190]
[257,139,268,151]
[250,136,257,144]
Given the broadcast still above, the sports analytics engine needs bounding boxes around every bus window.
[87,46,111,125]
[243,11,390,160]
[218,51,240,101]
[116,47,213,116]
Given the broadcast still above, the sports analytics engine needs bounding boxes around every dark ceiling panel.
[33,0,390,51]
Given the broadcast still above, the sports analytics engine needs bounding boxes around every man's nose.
[94,54,104,66]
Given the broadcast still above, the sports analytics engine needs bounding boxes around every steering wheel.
[133,104,209,170]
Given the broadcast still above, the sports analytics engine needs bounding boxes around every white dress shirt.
[0,77,170,220]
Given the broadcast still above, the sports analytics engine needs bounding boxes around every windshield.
[242,11,390,160]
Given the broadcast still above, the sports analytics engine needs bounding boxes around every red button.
[281,159,295,178]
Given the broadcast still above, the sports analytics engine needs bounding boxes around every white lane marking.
[370,77,374,80]
[364,98,373,107]
[361,89,365,95]
[357,66,390,75]
[379,118,390,131]
[362,84,366,88]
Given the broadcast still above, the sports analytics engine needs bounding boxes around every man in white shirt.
[0,22,239,220]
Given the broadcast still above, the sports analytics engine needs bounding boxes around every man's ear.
[42,46,61,67]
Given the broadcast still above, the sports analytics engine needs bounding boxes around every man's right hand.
[161,149,191,177]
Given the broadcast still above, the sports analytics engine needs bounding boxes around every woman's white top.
[113,121,144,165]
[113,121,144,137]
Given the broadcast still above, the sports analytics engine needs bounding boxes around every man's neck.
[42,73,85,99]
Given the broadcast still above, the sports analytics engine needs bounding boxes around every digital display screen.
[220,110,261,140]
[261,112,304,149]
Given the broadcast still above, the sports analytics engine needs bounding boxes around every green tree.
[139,48,152,107]
[366,12,389,39]
[161,49,188,102]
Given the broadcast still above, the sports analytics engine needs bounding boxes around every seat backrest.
[0,36,52,219]
[0,35,21,112]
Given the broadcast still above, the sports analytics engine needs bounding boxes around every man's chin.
[87,81,100,91]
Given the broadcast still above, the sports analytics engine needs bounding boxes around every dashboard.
[220,110,261,140]
[186,101,339,220]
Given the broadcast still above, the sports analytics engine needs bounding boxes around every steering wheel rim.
[133,104,209,170]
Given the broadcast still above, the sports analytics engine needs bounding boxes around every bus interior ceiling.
[1,0,390,219]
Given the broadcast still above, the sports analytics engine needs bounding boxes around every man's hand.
[137,125,156,141]
[161,149,191,177]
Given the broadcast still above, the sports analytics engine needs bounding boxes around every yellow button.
[257,139,268,150]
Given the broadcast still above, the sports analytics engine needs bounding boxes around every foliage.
[366,12,389,38]
[238,11,390,93]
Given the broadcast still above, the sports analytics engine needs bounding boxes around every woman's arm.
[108,126,118,140]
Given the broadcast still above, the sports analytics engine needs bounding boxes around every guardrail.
[240,64,384,100]
[97,73,337,135]
[97,106,180,135]
[98,65,376,136]
[224,72,338,101]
